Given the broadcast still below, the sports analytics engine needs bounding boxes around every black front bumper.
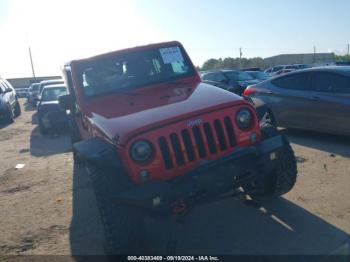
[114,135,285,212]
[39,110,68,130]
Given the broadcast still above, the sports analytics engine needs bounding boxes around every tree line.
[200,54,350,71]
[200,57,265,71]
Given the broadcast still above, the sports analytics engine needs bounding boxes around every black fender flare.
[245,97,275,125]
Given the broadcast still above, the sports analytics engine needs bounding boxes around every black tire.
[248,123,297,200]
[14,101,21,117]
[68,117,82,165]
[87,164,146,254]
[38,115,49,135]
[5,104,14,123]
[259,108,275,126]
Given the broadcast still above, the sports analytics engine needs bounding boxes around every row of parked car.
[0,76,70,134]
[26,79,69,134]
[201,65,350,136]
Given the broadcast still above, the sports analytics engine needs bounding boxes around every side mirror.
[58,94,71,110]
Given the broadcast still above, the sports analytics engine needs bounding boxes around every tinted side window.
[314,72,350,94]
[203,73,215,81]
[214,73,227,82]
[272,73,312,90]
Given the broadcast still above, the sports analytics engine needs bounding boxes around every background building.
[263,53,335,68]
[5,76,61,89]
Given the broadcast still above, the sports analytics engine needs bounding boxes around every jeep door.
[310,71,350,135]
[63,68,91,140]
[259,72,314,129]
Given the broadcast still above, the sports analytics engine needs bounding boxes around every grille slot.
[181,130,196,162]
[192,126,206,158]
[158,137,173,169]
[214,119,227,151]
[203,123,217,154]
[224,116,237,147]
[170,133,185,166]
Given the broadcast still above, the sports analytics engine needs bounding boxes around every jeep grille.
[158,116,237,169]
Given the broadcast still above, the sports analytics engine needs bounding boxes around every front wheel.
[38,115,49,135]
[5,104,14,123]
[247,123,297,200]
[87,164,146,254]
[14,101,21,117]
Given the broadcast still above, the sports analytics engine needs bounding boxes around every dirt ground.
[0,99,349,256]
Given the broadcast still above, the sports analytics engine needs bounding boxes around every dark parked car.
[15,88,29,98]
[244,66,350,136]
[264,65,300,77]
[37,84,68,134]
[30,79,64,107]
[0,78,21,123]
[201,70,259,95]
[334,61,350,66]
[246,71,270,82]
[27,83,41,105]
[294,64,311,70]
[274,68,296,76]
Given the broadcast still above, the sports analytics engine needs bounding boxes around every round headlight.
[236,108,253,130]
[130,140,153,163]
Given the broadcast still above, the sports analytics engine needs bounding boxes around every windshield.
[39,81,64,93]
[225,71,254,81]
[249,71,269,80]
[76,45,195,98]
[41,87,67,101]
[31,85,39,91]
[298,64,310,69]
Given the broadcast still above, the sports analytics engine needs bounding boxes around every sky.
[0,0,349,78]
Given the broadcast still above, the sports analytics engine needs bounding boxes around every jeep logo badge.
[187,118,203,127]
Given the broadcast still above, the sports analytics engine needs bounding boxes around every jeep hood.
[84,82,244,145]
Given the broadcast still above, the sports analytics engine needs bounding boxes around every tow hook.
[170,199,187,214]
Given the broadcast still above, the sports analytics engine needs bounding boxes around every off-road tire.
[14,101,21,117]
[5,104,14,123]
[68,117,82,165]
[248,123,297,200]
[259,108,275,126]
[87,164,146,254]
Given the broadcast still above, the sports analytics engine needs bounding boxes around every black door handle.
[312,96,320,101]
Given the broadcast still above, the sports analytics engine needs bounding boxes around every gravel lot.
[0,99,349,256]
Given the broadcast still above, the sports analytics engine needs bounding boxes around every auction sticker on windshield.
[159,46,184,64]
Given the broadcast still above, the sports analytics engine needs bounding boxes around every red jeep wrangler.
[59,41,297,254]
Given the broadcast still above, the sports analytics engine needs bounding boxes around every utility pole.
[239,47,242,69]
[28,46,36,78]
[347,43,349,56]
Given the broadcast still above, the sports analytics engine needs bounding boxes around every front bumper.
[39,111,68,130]
[114,135,285,211]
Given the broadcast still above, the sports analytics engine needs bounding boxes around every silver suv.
[0,78,21,123]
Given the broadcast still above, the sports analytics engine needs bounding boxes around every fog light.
[152,197,161,207]
[250,132,257,143]
[139,170,150,182]
[270,152,277,160]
